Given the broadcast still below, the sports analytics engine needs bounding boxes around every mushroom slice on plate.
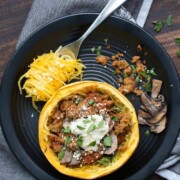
[147,104,167,124]
[150,116,167,133]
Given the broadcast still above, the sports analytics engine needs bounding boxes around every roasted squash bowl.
[38,81,139,179]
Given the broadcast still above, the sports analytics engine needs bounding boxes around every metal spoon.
[56,0,127,59]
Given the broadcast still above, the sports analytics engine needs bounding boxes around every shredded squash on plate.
[18,50,85,109]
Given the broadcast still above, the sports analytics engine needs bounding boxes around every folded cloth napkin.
[0,0,179,180]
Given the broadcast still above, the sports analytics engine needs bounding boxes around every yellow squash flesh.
[38,81,139,179]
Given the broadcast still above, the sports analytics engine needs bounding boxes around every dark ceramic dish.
[1,13,180,180]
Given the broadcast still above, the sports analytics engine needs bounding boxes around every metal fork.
[55,0,127,59]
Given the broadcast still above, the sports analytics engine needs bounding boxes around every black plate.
[1,13,180,180]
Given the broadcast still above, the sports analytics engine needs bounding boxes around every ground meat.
[114,113,130,135]
[137,44,142,52]
[67,134,78,151]
[118,77,136,95]
[48,134,64,152]
[131,56,140,63]
[136,61,146,74]
[123,66,133,75]
[96,55,110,65]
[66,104,79,119]
[81,152,103,165]
[117,132,127,145]
[112,53,123,61]
[60,100,72,111]
[112,60,129,70]
[47,90,132,167]
[48,119,63,133]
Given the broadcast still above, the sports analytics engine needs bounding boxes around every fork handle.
[79,0,127,43]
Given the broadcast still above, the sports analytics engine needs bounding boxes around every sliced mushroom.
[151,79,162,99]
[150,94,165,108]
[138,109,152,119]
[147,104,167,124]
[138,116,151,126]
[104,132,118,155]
[141,92,162,116]
[61,150,73,164]
[150,116,166,133]
[69,157,80,166]
[109,120,115,132]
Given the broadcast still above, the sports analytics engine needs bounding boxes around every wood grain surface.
[0,0,179,180]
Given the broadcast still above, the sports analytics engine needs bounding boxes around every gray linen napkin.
[1,0,179,180]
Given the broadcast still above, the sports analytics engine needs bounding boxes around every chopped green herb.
[150,68,157,76]
[77,125,85,130]
[97,46,102,56]
[124,73,128,78]
[112,70,117,75]
[91,116,96,121]
[58,149,65,160]
[135,75,140,82]
[175,38,180,46]
[113,106,121,113]
[77,136,83,147]
[88,99,95,105]
[104,38,108,44]
[153,21,163,32]
[83,119,91,124]
[88,141,96,146]
[103,136,112,147]
[131,65,136,74]
[177,49,180,58]
[111,116,119,122]
[144,81,152,92]
[145,130,150,136]
[167,15,173,26]
[140,71,149,79]
[99,157,112,167]
[98,121,104,128]
[63,126,71,133]
[65,136,72,145]
[147,75,151,82]
[91,47,96,53]
[87,124,96,133]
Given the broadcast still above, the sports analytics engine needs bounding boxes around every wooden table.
[0,0,179,179]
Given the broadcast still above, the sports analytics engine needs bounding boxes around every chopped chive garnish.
[87,124,96,133]
[63,126,71,133]
[98,120,104,128]
[58,149,65,160]
[91,47,96,53]
[144,81,152,92]
[150,68,157,76]
[99,157,112,167]
[104,38,108,44]
[103,136,112,147]
[167,15,173,27]
[77,136,83,147]
[112,70,117,75]
[111,116,119,122]
[131,65,136,73]
[135,76,140,82]
[83,119,91,124]
[88,99,95,105]
[65,136,72,145]
[88,141,96,146]
[77,125,85,130]
[145,130,150,136]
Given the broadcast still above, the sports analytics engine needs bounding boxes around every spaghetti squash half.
[39,81,139,179]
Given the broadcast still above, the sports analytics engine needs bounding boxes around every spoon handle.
[79,0,127,42]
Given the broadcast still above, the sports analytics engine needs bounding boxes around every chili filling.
[47,89,132,167]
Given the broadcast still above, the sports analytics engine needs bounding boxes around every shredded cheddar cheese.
[18,50,85,109]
